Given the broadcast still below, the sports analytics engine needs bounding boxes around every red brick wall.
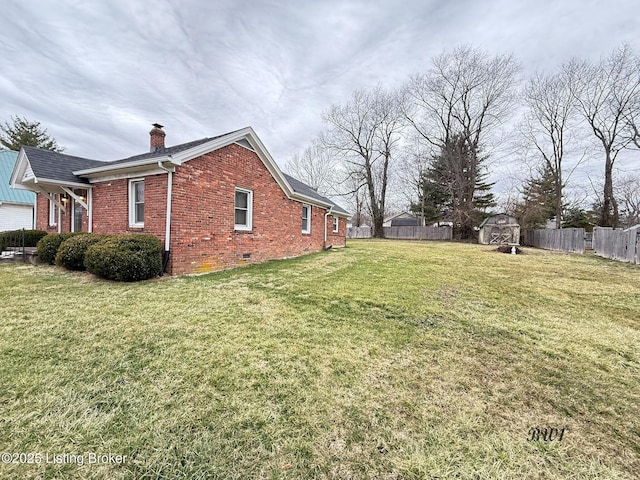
[91,176,167,245]
[35,190,89,233]
[71,143,346,275]
[168,143,344,274]
[326,215,347,247]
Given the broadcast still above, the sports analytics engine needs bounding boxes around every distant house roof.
[384,211,420,227]
[391,217,420,227]
[0,150,35,205]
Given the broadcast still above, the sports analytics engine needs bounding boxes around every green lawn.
[0,239,638,479]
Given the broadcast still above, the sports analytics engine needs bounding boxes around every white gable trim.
[10,149,93,192]
[9,149,31,190]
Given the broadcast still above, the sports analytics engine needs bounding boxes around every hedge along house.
[10,125,349,275]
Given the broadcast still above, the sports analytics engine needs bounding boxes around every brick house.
[9,125,349,274]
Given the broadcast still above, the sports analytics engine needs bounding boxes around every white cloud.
[1,0,638,200]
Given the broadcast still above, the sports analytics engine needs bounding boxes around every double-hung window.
[235,188,253,231]
[48,195,58,226]
[129,179,144,228]
[332,216,339,233]
[302,204,311,234]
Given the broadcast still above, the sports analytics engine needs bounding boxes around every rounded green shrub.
[85,234,163,282]
[55,233,111,271]
[37,232,84,265]
[0,229,48,251]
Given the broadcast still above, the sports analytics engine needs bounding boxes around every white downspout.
[157,159,173,252]
[57,197,62,234]
[324,206,333,244]
[33,194,37,229]
[87,189,93,233]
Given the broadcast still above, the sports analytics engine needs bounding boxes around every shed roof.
[0,150,35,205]
[479,213,519,228]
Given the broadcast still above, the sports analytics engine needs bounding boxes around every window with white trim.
[234,188,253,230]
[302,204,311,234]
[333,216,339,233]
[48,195,58,226]
[129,179,144,227]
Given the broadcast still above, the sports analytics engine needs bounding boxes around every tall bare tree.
[322,86,404,237]
[567,44,640,227]
[285,140,340,197]
[520,70,575,228]
[403,45,520,238]
[616,174,640,228]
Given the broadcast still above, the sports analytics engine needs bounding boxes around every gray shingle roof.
[106,135,230,165]
[283,173,349,215]
[22,146,104,185]
[20,132,349,215]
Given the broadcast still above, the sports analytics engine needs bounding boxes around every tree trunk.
[601,150,618,227]
[555,176,563,229]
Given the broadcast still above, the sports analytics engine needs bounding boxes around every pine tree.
[514,166,558,229]
[0,116,63,151]
[414,134,495,238]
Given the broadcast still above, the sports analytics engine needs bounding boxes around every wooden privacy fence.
[524,228,586,254]
[384,226,452,240]
[347,226,372,238]
[347,226,452,240]
[593,225,640,264]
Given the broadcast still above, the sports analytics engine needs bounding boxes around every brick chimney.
[149,123,166,152]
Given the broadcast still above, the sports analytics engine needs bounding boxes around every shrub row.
[36,233,163,281]
[0,229,48,252]
[84,235,163,282]
[55,233,109,271]
[37,232,84,264]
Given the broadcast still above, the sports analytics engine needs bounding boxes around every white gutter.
[156,159,174,252]
[324,206,333,244]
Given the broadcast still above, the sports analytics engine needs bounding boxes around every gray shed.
[478,214,520,245]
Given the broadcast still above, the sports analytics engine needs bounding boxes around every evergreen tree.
[514,166,558,229]
[414,134,495,239]
[410,156,449,225]
[562,207,597,231]
[0,116,63,151]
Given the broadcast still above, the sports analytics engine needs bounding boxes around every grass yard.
[0,239,638,480]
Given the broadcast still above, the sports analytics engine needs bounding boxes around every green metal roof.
[0,150,35,205]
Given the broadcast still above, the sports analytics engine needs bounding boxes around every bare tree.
[285,140,340,197]
[625,100,640,149]
[403,45,520,238]
[520,70,575,228]
[567,44,640,227]
[616,174,640,228]
[398,136,432,225]
[322,86,404,237]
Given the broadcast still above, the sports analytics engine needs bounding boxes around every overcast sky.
[1,0,638,204]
